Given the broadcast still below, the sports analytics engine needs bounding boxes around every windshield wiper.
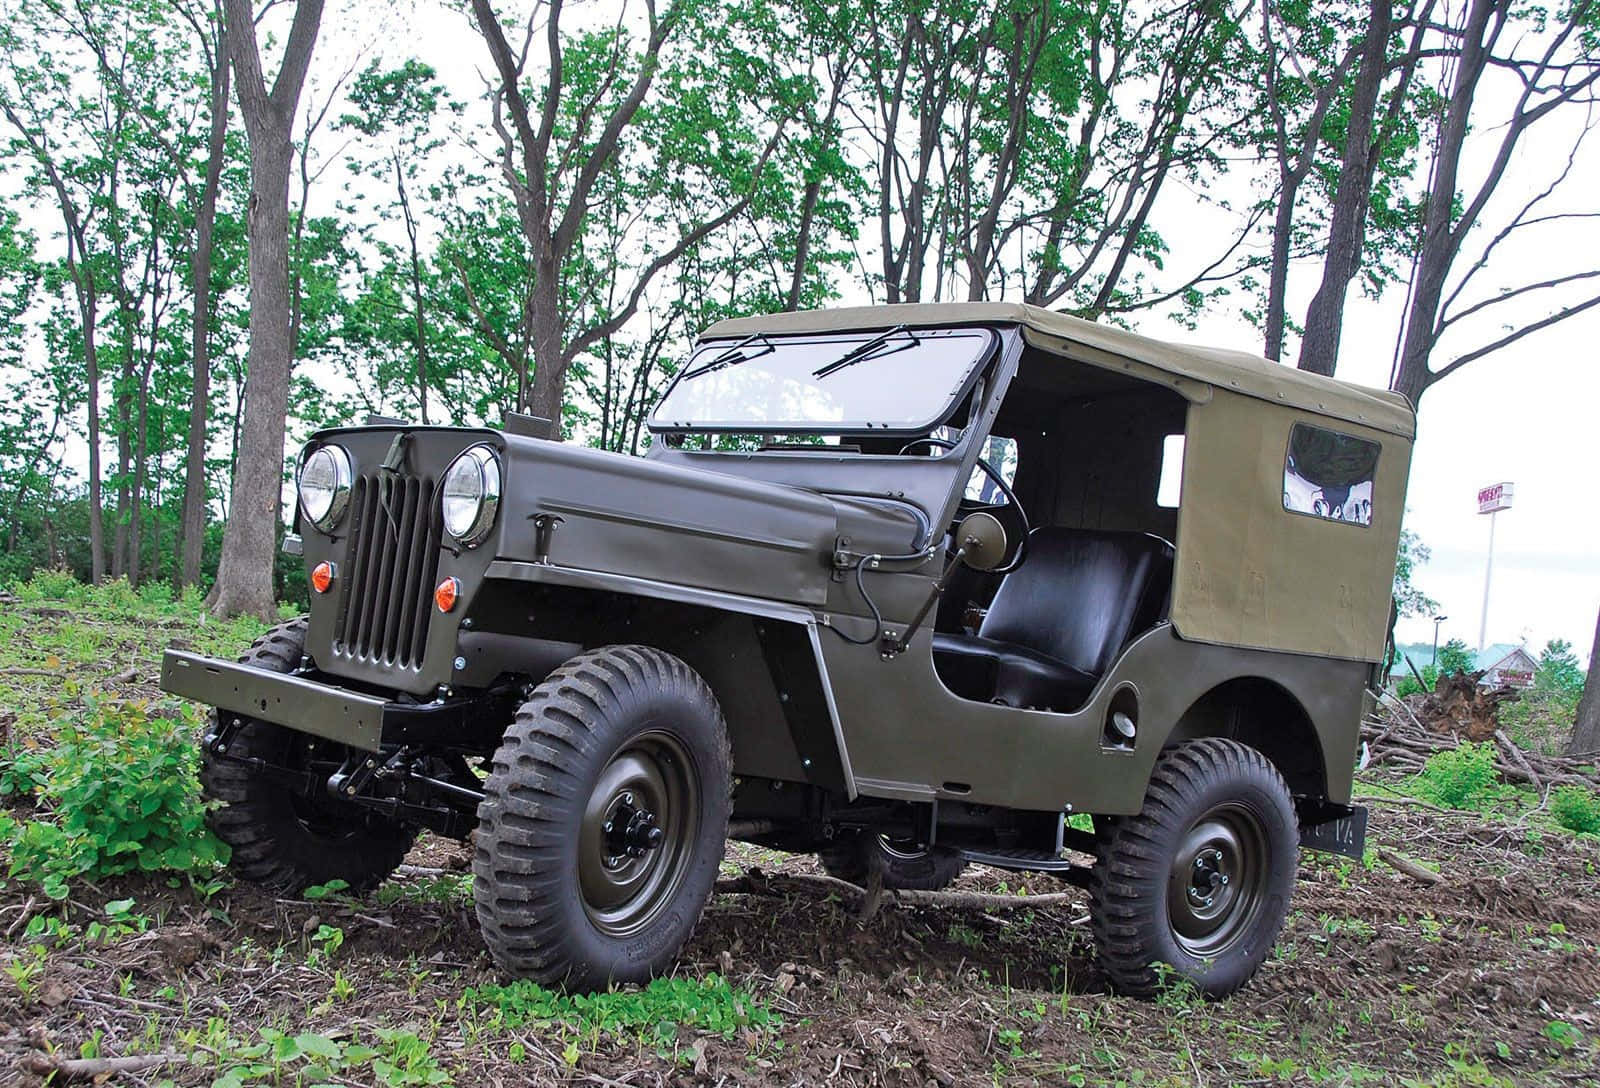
[679,332,774,382]
[812,325,918,379]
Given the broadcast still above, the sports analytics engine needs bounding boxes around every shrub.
[1500,687,1581,757]
[1414,742,1505,811]
[1550,785,1600,836]
[1395,663,1440,699]
[1437,639,1475,677]
[7,699,227,898]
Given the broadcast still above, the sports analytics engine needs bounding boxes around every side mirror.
[955,512,1008,572]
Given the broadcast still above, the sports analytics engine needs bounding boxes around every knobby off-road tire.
[200,618,416,893]
[474,645,731,991]
[819,834,967,891]
[1090,738,1298,998]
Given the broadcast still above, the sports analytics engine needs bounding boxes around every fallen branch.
[714,870,1083,913]
[21,1052,178,1080]
[1377,849,1444,886]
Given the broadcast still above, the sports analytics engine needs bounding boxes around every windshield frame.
[647,326,999,437]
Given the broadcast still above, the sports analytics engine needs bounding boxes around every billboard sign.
[1477,482,1513,515]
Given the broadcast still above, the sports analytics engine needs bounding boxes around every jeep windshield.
[649,327,993,433]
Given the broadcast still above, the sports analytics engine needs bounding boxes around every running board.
[955,846,1093,887]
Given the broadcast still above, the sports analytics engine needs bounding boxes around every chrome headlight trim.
[298,444,353,532]
[440,443,501,547]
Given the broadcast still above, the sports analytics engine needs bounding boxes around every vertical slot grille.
[334,471,441,669]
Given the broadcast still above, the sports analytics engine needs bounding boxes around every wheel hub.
[601,793,666,862]
[578,732,699,938]
[1166,803,1266,957]
[1186,847,1230,908]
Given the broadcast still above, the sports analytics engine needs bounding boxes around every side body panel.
[818,622,1366,813]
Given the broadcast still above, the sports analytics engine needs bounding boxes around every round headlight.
[441,444,501,546]
[298,445,352,531]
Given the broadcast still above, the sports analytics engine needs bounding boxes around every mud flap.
[1298,803,1367,859]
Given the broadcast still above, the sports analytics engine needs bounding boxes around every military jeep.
[162,302,1413,997]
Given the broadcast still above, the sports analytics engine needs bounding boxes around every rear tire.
[1090,738,1297,998]
[474,645,731,991]
[200,618,416,894]
[819,833,966,891]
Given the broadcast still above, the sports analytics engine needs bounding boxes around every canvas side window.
[965,434,1018,503]
[1156,434,1184,508]
[1283,423,1379,526]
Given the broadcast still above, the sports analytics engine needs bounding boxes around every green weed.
[7,698,227,898]
[462,973,776,1052]
[1413,743,1509,811]
[1549,785,1600,836]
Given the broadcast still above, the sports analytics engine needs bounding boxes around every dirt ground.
[4,800,1600,1087]
[2,590,1600,1086]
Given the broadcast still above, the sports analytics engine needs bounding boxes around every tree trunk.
[1297,0,1391,377]
[81,274,107,584]
[180,7,230,591]
[211,0,325,619]
[1569,609,1600,756]
[524,259,565,431]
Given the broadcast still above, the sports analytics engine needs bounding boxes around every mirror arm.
[886,539,971,657]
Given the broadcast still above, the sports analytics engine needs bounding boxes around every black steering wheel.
[899,437,1030,573]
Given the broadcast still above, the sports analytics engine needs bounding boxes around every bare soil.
[4,797,1600,1087]
[2,593,1598,1086]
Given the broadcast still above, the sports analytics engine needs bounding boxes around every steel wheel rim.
[1166,802,1268,957]
[579,730,699,938]
[878,836,933,861]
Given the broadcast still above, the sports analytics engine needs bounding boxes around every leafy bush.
[463,974,775,1048]
[1500,639,1587,756]
[1549,785,1600,836]
[1414,742,1505,811]
[1435,639,1475,677]
[7,699,227,898]
[1395,663,1440,699]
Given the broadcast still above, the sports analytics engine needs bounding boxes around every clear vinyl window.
[1283,423,1378,526]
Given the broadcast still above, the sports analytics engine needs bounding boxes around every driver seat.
[932,528,1175,713]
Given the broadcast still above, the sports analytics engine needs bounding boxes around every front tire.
[201,618,417,893]
[1090,738,1297,998]
[474,645,731,990]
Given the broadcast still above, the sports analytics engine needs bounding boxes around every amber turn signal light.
[310,561,335,594]
[435,576,461,613]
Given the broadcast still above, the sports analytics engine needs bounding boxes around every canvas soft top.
[702,302,1416,439]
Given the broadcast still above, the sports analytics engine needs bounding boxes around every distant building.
[1474,644,1536,689]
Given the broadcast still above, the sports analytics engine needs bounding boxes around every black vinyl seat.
[933,528,1175,712]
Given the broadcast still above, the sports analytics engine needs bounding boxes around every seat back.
[978,528,1175,677]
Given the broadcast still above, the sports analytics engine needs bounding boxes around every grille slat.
[334,470,440,670]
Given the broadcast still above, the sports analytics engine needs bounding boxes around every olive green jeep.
[162,302,1412,996]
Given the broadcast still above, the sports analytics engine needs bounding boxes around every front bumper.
[160,650,512,752]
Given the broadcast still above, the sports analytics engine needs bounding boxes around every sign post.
[1476,483,1514,652]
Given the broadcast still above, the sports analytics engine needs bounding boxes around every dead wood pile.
[1362,684,1600,794]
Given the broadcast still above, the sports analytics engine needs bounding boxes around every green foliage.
[1549,785,1600,836]
[1533,640,1584,695]
[190,1020,451,1088]
[1500,639,1586,756]
[462,974,776,1050]
[1412,743,1506,812]
[1437,640,1475,677]
[1395,663,1439,699]
[7,699,226,898]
